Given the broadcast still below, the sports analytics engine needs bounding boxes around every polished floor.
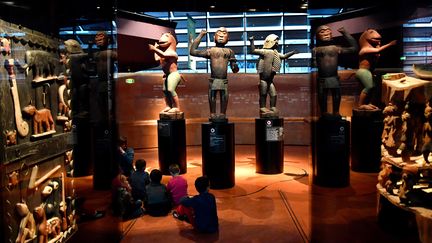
[70,145,420,243]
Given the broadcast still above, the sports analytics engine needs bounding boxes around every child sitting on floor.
[145,169,172,216]
[175,176,219,233]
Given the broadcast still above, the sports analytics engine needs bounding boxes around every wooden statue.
[356,29,396,110]
[190,27,239,120]
[313,25,357,116]
[249,34,298,117]
[149,32,182,114]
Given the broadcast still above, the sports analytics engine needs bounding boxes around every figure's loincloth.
[209,78,228,91]
[317,76,340,89]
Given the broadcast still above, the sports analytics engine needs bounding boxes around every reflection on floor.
[69,145,420,243]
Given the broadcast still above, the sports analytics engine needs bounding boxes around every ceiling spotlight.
[248,8,257,12]
[210,5,215,9]
[300,3,308,9]
[96,6,101,10]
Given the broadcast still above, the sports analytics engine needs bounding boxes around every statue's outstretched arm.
[190,30,209,58]
[281,50,299,59]
[338,27,358,54]
[359,40,397,55]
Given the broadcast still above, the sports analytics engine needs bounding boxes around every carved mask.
[263,34,279,49]
[214,27,229,46]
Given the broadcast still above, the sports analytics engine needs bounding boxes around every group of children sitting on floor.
[112,159,219,234]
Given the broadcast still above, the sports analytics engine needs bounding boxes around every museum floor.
[70,145,420,243]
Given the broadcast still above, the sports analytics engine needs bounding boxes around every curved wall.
[116,72,360,149]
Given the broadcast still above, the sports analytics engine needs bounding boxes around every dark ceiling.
[0,0,431,35]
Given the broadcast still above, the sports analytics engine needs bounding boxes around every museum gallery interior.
[1,0,432,242]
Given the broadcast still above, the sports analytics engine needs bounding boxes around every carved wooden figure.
[8,171,19,188]
[249,35,298,117]
[22,105,55,135]
[24,50,58,82]
[1,37,11,55]
[5,59,29,137]
[5,129,17,145]
[422,101,432,163]
[313,26,357,116]
[378,163,393,190]
[190,27,239,120]
[356,29,397,110]
[15,203,36,243]
[47,217,62,239]
[33,206,48,243]
[148,32,182,114]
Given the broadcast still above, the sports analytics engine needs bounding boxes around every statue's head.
[95,31,109,49]
[214,27,229,46]
[263,34,279,49]
[359,28,381,47]
[316,25,332,42]
[158,32,177,50]
[64,39,83,54]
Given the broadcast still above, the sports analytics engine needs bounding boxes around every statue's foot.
[209,113,226,120]
[161,107,171,112]
[270,107,278,112]
[358,104,379,110]
[260,107,270,113]
[168,107,180,113]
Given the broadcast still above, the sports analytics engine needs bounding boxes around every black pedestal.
[255,118,284,174]
[72,118,93,177]
[351,109,383,172]
[202,122,235,189]
[157,119,187,175]
[312,117,350,187]
[92,123,116,190]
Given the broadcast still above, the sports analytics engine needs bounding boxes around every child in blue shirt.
[178,176,218,233]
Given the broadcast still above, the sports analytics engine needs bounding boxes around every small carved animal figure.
[22,105,55,135]
[15,202,36,243]
[33,206,48,243]
[5,129,17,146]
[25,50,57,81]
[47,217,62,238]
[378,163,393,190]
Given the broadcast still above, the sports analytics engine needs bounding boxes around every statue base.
[202,121,235,189]
[312,116,350,187]
[157,119,187,175]
[209,113,228,123]
[351,109,383,172]
[259,107,279,118]
[159,111,184,120]
[255,118,284,174]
